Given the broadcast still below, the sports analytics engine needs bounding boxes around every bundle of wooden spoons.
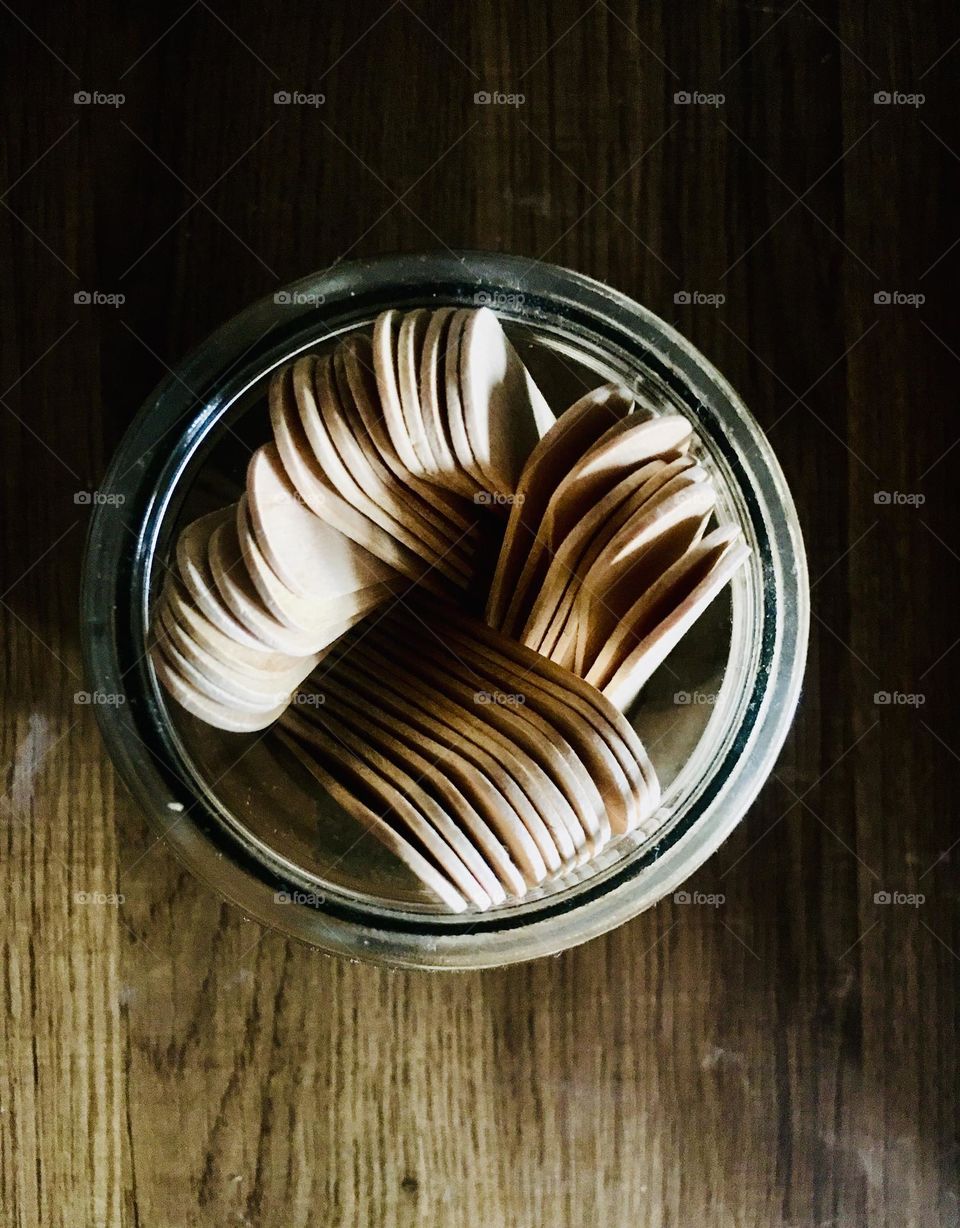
[485,385,749,712]
[279,602,660,912]
[150,306,748,909]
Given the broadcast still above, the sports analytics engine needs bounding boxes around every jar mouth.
[82,251,808,969]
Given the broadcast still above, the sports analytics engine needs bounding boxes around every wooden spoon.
[503,415,690,636]
[531,470,714,660]
[245,441,394,597]
[358,631,575,865]
[332,648,551,885]
[602,536,751,712]
[277,727,469,913]
[315,351,470,575]
[268,365,450,594]
[444,309,488,490]
[293,353,466,586]
[586,525,741,690]
[155,630,293,714]
[314,673,524,896]
[433,618,616,844]
[292,692,505,906]
[174,508,270,650]
[394,309,439,476]
[162,575,316,675]
[566,488,715,677]
[459,306,555,497]
[151,646,288,732]
[283,707,494,910]
[367,614,591,854]
[517,460,671,654]
[236,495,390,635]
[341,331,478,532]
[485,382,635,630]
[372,309,437,480]
[434,603,659,832]
[158,599,310,705]
[418,308,479,497]
[208,515,349,656]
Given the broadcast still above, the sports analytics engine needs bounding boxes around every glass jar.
[81,251,808,969]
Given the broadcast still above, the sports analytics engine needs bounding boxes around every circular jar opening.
[82,252,808,969]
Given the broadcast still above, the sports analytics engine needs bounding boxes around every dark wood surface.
[2,3,958,1224]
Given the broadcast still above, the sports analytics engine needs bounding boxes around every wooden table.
[2,3,958,1224]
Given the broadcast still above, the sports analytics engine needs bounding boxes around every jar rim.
[81,251,809,969]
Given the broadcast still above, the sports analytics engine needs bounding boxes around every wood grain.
[2,2,958,1224]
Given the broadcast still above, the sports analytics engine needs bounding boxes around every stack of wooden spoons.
[280,602,659,912]
[150,305,748,909]
[485,383,750,713]
[149,306,556,727]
